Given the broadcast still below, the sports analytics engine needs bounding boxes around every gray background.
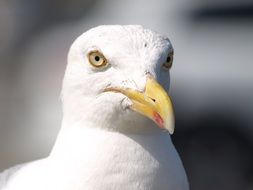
[0,0,253,189]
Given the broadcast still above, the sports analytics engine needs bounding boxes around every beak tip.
[168,128,174,135]
[164,119,175,135]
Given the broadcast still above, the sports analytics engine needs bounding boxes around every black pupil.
[95,56,100,61]
[166,56,171,63]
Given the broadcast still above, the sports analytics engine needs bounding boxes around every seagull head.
[62,25,175,134]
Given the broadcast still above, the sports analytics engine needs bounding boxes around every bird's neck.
[47,119,178,190]
[49,117,172,160]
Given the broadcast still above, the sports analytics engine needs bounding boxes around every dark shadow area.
[173,113,253,190]
[189,5,253,22]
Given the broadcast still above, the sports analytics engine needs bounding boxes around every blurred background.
[0,0,253,189]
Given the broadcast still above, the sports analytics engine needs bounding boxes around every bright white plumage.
[0,25,189,190]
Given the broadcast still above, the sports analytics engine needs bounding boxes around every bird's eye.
[162,52,173,70]
[88,51,107,68]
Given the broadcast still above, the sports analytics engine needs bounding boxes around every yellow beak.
[105,75,175,134]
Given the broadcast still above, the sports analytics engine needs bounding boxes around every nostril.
[147,95,156,103]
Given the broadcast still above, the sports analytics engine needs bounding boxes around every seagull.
[0,25,189,190]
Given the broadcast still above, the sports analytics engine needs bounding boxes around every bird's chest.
[49,132,186,190]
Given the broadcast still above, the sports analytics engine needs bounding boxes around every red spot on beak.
[153,112,164,129]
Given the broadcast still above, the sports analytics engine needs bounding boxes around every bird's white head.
[62,25,174,134]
